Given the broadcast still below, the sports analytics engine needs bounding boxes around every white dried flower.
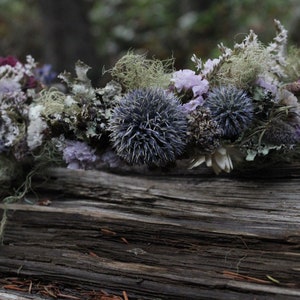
[266,19,288,79]
[189,147,233,174]
[191,54,203,71]
[0,111,21,148]
[234,30,259,51]
[24,55,37,75]
[27,104,48,150]
[64,95,77,106]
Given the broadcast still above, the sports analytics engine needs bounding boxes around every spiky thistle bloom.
[262,89,300,146]
[204,86,254,140]
[187,106,222,152]
[109,88,187,166]
[263,119,300,146]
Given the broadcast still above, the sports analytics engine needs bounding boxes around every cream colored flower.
[189,146,233,174]
[27,104,48,150]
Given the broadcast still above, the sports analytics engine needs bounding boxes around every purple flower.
[62,140,97,170]
[202,58,220,76]
[171,69,209,105]
[24,75,38,89]
[0,78,21,94]
[182,98,203,112]
[172,69,200,91]
[192,79,209,98]
[255,76,278,95]
[35,64,57,85]
[263,120,300,145]
[0,56,19,67]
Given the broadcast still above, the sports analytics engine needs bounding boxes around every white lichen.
[27,104,48,150]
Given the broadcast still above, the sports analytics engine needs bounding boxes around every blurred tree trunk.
[174,0,219,68]
[179,0,216,12]
[289,9,300,46]
[38,0,100,83]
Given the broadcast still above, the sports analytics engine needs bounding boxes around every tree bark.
[0,167,300,299]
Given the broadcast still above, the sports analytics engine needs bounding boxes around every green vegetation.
[0,0,299,70]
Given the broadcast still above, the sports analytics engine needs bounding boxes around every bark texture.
[0,166,300,299]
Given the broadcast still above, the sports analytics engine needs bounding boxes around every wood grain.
[0,167,300,299]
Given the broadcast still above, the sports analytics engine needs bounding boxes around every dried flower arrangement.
[1,19,300,201]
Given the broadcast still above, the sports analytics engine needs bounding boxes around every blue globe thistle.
[204,86,254,140]
[109,88,187,166]
[263,120,300,146]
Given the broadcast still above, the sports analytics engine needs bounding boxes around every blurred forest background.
[0,0,300,84]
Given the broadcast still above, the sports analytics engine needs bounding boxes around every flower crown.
[1,19,300,199]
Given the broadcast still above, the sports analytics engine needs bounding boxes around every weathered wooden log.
[0,291,46,300]
[0,167,300,299]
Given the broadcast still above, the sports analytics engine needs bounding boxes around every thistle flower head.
[279,89,300,124]
[204,86,254,140]
[263,119,300,146]
[187,106,222,152]
[262,90,300,146]
[109,88,187,166]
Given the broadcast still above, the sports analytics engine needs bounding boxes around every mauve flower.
[171,69,209,105]
[24,75,38,89]
[182,98,203,112]
[35,64,57,85]
[0,78,21,94]
[172,69,201,91]
[172,69,208,91]
[0,56,19,67]
[255,76,278,95]
[192,78,209,97]
[62,140,97,170]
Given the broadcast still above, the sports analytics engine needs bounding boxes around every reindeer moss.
[213,43,270,89]
[284,46,300,82]
[110,52,174,90]
[38,88,80,117]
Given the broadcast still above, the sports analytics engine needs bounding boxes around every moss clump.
[213,43,270,89]
[284,46,300,82]
[110,52,174,90]
[38,88,80,118]
[36,88,81,137]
